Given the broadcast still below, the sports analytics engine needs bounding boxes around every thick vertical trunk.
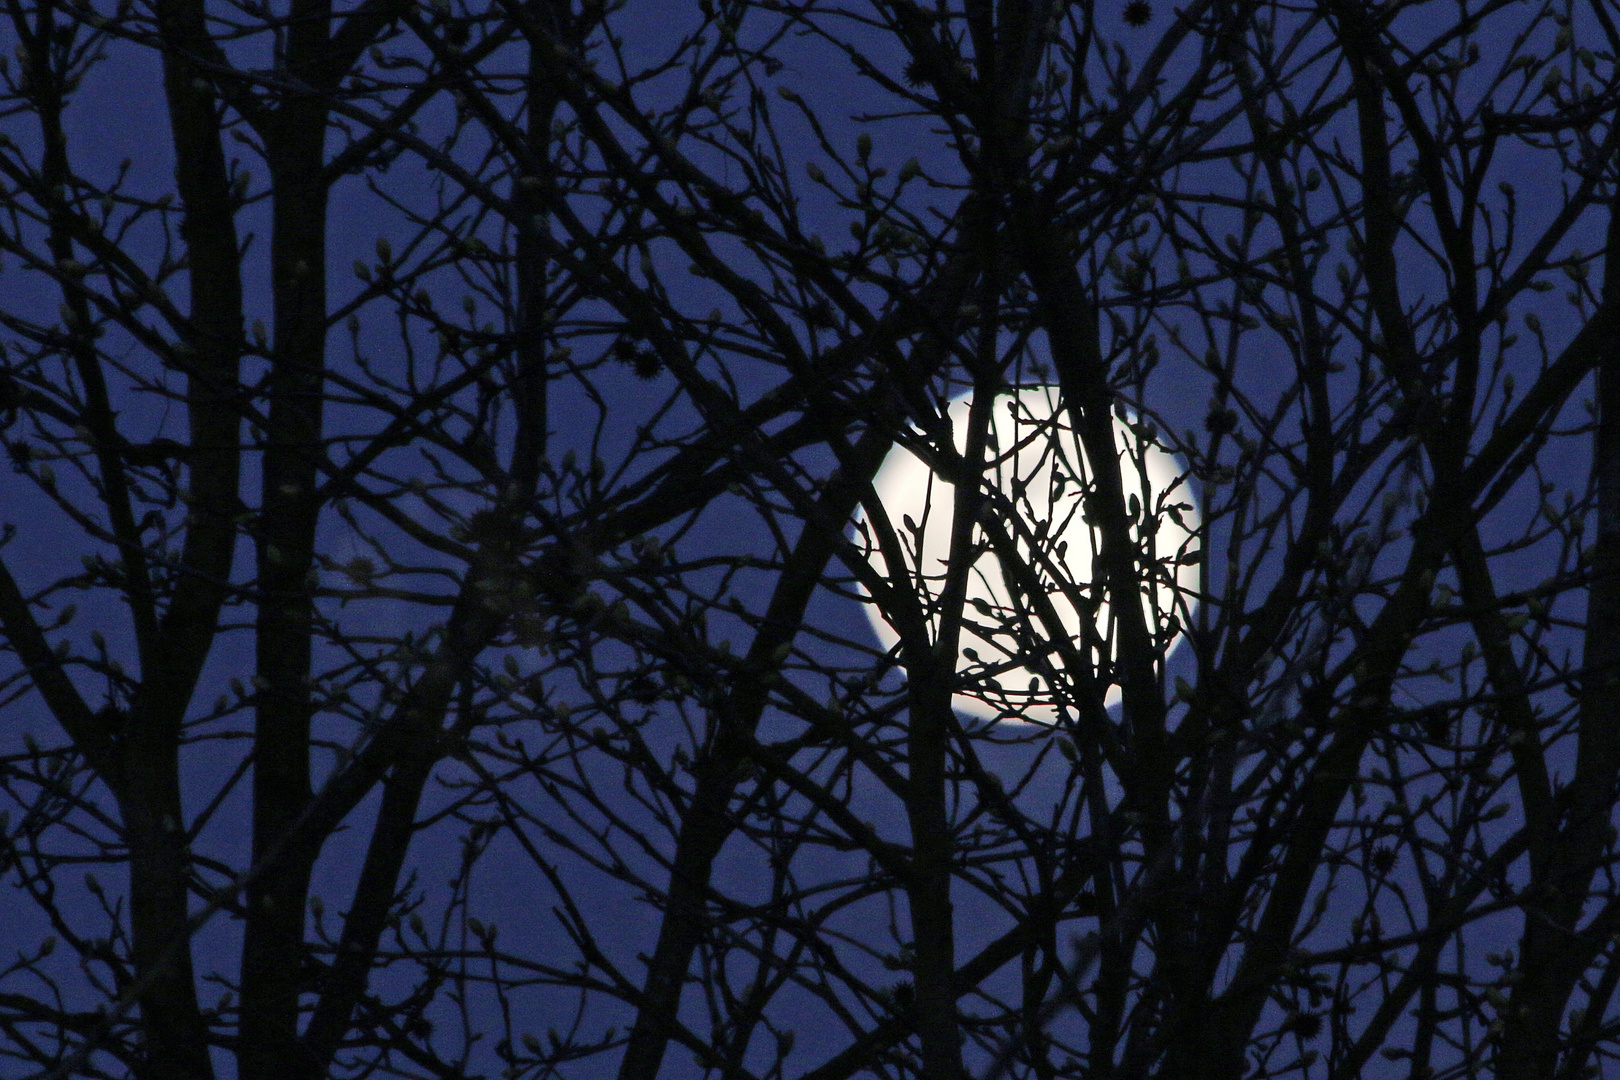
[238,88,330,1080]
[118,0,248,1075]
[905,664,966,1080]
[121,763,216,1080]
[895,376,999,1080]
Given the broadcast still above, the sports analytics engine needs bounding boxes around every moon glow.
[856,386,1201,725]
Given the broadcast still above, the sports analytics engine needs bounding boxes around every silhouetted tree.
[1,1,1618,1079]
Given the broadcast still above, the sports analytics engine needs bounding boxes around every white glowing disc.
[854,386,1200,724]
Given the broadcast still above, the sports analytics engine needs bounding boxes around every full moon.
[854,386,1200,725]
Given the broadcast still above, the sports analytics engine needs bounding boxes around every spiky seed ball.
[613,338,661,380]
[1123,0,1152,26]
[631,350,661,380]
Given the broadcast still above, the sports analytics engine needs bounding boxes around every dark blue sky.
[0,1,1612,1078]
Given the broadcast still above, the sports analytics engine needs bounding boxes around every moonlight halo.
[856,386,1201,725]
